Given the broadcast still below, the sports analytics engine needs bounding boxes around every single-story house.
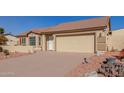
[18,17,112,53]
[4,34,18,46]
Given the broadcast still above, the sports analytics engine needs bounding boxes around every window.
[22,37,26,46]
[29,36,36,46]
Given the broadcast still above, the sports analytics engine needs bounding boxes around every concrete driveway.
[0,52,93,77]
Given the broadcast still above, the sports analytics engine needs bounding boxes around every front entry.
[47,36,54,50]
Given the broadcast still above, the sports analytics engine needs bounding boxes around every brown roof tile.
[18,28,51,36]
[32,28,51,33]
[18,16,110,36]
[18,31,30,36]
[47,16,110,32]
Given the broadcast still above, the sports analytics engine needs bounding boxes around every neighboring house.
[4,34,18,46]
[111,29,124,51]
[18,17,111,53]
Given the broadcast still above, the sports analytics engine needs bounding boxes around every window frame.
[22,37,26,46]
[29,36,36,46]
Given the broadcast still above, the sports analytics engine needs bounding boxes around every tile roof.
[18,16,110,36]
[18,31,30,36]
[18,28,50,36]
[46,16,110,32]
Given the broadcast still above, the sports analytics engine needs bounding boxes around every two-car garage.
[55,34,95,53]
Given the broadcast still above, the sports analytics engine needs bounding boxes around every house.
[111,29,124,51]
[4,34,18,46]
[18,17,111,53]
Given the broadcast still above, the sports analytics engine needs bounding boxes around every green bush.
[0,47,3,52]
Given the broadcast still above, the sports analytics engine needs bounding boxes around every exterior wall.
[53,34,56,50]
[26,37,29,46]
[41,34,46,51]
[95,30,108,51]
[52,30,107,53]
[18,37,22,45]
[111,29,124,51]
[19,33,42,48]
[18,36,26,45]
[106,33,113,51]
[18,30,109,53]
[2,45,34,53]
[5,35,18,46]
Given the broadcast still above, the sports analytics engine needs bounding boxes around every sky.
[0,16,124,35]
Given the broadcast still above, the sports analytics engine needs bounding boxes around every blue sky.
[0,16,124,35]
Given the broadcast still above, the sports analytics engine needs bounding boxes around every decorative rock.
[97,57,124,77]
[84,71,98,77]
[121,58,124,62]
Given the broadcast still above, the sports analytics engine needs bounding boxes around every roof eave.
[44,26,107,34]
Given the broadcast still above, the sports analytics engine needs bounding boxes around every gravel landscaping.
[66,52,123,77]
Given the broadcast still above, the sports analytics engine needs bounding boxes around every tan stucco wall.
[106,34,113,51]
[111,29,124,51]
[18,30,108,53]
[95,30,111,51]
[2,46,34,53]
[41,34,46,51]
[5,35,18,46]
[54,30,107,52]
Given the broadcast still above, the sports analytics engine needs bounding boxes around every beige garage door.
[56,34,95,53]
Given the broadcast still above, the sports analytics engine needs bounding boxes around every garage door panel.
[56,35,94,53]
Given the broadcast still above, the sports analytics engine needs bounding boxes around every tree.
[0,27,8,44]
[0,27,4,34]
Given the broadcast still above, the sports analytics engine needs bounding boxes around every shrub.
[3,49,10,56]
[0,35,8,43]
[0,47,3,52]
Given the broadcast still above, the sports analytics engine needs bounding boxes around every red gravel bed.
[66,52,122,77]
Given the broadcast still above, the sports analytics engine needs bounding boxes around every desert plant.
[0,47,3,52]
[0,27,8,45]
[0,35,8,44]
[3,49,10,57]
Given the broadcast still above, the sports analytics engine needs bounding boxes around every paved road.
[0,52,93,77]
